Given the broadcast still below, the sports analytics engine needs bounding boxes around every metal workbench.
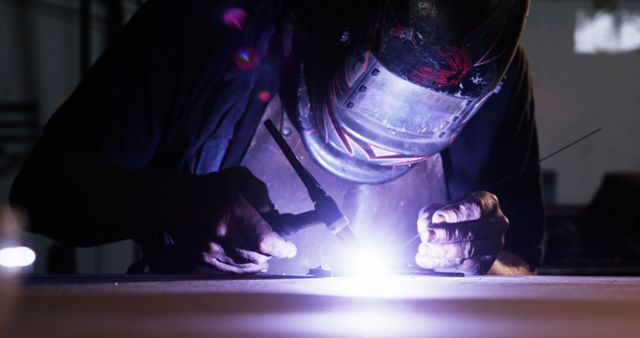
[4,274,640,338]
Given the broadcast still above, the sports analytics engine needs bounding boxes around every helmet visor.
[333,51,488,156]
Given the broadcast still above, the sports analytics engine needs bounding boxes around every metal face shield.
[336,50,489,157]
[293,0,528,184]
[297,48,491,184]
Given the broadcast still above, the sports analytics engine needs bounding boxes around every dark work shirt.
[443,49,544,269]
[45,0,287,174]
[40,0,543,269]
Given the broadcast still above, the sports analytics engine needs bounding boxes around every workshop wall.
[0,0,139,273]
[523,0,640,205]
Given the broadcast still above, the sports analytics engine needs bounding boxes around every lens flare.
[233,47,259,71]
[258,90,272,102]
[221,8,248,31]
[0,246,36,268]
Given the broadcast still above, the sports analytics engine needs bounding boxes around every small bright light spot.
[0,246,36,268]
[221,8,248,31]
[575,9,640,54]
[258,90,271,102]
[233,47,259,71]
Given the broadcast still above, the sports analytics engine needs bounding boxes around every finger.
[203,253,268,274]
[228,166,275,213]
[233,197,297,258]
[221,223,272,264]
[418,236,504,260]
[234,248,271,265]
[257,231,297,259]
[459,255,496,275]
[421,215,509,244]
[432,192,499,224]
[415,254,496,275]
[206,242,261,267]
[415,253,463,270]
[417,204,443,233]
[202,243,269,274]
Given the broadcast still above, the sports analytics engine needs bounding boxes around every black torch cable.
[264,119,327,202]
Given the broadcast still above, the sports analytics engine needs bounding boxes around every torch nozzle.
[335,226,361,252]
[264,119,360,252]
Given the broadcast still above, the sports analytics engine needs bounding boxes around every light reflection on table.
[5,275,640,338]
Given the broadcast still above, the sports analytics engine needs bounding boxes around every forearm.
[487,250,535,275]
[10,137,199,247]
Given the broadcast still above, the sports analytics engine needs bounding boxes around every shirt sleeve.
[441,47,544,270]
[44,0,282,172]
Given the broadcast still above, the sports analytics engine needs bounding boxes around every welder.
[9,0,543,275]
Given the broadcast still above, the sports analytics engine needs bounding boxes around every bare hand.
[171,167,296,274]
[414,191,509,275]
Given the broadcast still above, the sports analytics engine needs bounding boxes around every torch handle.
[264,119,327,202]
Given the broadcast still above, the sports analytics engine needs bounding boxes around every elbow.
[9,153,105,247]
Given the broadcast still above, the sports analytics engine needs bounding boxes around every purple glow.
[258,91,271,102]
[233,47,259,71]
[222,8,248,31]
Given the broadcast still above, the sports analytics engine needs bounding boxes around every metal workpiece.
[13,275,640,338]
[306,266,463,277]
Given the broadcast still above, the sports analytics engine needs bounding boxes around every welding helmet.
[296,0,529,183]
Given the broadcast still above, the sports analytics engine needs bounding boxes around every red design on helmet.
[409,47,472,88]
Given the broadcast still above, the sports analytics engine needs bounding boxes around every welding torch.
[261,120,360,251]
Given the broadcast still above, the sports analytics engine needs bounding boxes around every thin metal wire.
[398,233,421,252]
[395,127,603,253]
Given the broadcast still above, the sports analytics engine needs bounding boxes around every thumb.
[235,196,297,258]
[258,231,298,259]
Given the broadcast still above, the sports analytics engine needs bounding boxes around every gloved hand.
[414,191,509,275]
[169,166,297,274]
